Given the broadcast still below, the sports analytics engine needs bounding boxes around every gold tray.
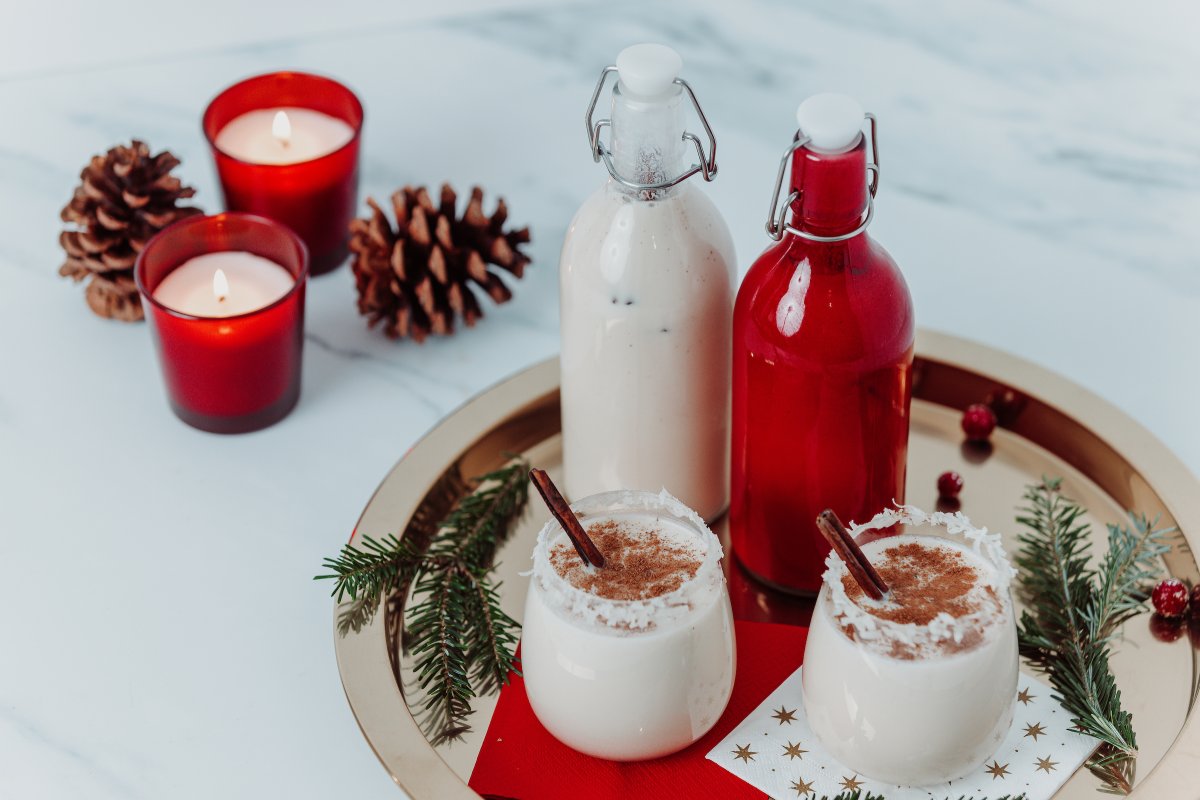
[333,330,1200,798]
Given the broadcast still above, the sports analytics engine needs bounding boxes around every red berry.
[961,404,998,441]
[1152,579,1189,618]
[1190,583,1200,613]
[937,471,964,499]
[1149,614,1186,643]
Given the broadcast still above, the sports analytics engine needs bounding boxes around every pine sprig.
[1014,477,1172,793]
[1092,512,1170,639]
[320,533,423,634]
[316,457,530,744]
[409,565,474,742]
[463,574,521,697]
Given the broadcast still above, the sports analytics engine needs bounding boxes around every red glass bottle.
[731,95,914,593]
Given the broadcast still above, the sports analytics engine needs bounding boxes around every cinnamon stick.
[816,509,888,600]
[529,468,606,568]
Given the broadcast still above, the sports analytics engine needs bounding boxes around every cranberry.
[1152,579,1189,618]
[937,471,964,499]
[1190,583,1200,612]
[961,404,998,442]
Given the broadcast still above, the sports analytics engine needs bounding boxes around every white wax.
[214,107,354,164]
[153,251,295,318]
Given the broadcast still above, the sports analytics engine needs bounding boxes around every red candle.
[203,71,363,276]
[135,213,308,434]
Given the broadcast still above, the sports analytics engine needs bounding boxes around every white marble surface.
[2,1,1198,797]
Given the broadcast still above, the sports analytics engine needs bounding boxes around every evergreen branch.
[316,531,411,601]
[1091,513,1171,640]
[318,533,423,633]
[463,573,522,697]
[315,456,530,744]
[1089,747,1136,794]
[1014,478,1170,794]
[408,564,475,745]
[427,458,531,571]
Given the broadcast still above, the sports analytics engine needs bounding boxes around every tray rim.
[332,329,1200,799]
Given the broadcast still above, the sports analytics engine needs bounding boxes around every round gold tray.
[333,330,1200,798]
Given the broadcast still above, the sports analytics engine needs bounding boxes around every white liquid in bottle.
[560,44,736,522]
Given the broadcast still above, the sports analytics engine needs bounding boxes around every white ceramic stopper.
[795,93,865,153]
[616,43,683,98]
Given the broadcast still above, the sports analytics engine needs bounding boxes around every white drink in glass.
[522,489,736,760]
[802,507,1018,785]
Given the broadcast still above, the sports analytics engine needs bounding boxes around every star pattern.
[772,706,797,725]
[713,675,1093,797]
[732,743,757,763]
[782,741,807,760]
[790,776,814,796]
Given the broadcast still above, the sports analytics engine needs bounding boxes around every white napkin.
[708,669,1096,798]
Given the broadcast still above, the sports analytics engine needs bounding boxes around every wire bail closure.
[764,113,879,242]
[584,65,718,192]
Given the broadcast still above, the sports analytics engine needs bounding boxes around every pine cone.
[59,140,202,321]
[349,184,531,342]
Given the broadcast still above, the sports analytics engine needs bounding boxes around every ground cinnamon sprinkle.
[841,540,997,625]
[550,519,702,600]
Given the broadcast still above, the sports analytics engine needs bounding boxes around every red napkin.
[469,620,808,800]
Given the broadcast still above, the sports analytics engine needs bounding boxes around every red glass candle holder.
[203,71,363,276]
[135,213,308,434]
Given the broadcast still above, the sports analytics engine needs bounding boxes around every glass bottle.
[560,44,736,522]
[731,93,914,593]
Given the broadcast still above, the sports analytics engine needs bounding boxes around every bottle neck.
[609,83,687,200]
[788,135,868,237]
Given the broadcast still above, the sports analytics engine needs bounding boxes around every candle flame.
[272,110,291,147]
[213,268,230,302]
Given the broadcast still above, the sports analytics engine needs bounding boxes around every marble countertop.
[2,0,1198,797]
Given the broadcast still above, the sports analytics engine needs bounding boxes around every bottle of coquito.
[560,44,736,522]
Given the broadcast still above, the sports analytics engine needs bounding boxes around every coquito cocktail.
[522,489,736,761]
[802,507,1018,785]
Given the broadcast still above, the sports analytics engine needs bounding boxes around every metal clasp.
[765,113,879,242]
[584,65,718,192]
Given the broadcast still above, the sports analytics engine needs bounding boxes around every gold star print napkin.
[707,670,1096,798]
